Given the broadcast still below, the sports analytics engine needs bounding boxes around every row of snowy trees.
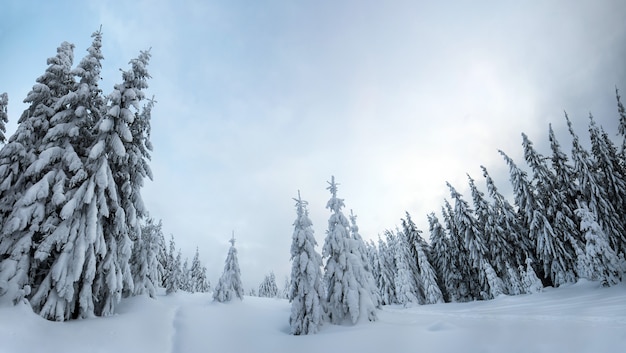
[367,94,626,307]
[160,229,211,295]
[288,180,380,335]
[287,93,626,334]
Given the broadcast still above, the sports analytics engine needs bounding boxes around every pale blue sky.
[1,0,625,289]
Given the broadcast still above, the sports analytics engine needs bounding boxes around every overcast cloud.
[1,0,625,290]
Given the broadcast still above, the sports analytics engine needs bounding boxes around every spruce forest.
[1,31,626,337]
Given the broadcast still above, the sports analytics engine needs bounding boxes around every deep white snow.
[0,279,624,353]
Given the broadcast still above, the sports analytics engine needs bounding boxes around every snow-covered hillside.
[0,280,624,353]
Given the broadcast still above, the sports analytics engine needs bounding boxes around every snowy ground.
[1,280,625,353]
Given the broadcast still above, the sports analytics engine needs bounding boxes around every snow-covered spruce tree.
[398,214,424,303]
[190,247,210,293]
[198,266,211,293]
[0,42,76,307]
[392,229,420,306]
[567,115,626,260]
[402,213,444,304]
[0,93,7,144]
[575,201,623,286]
[82,49,152,316]
[181,258,191,292]
[499,150,571,287]
[376,234,396,305]
[348,210,381,309]
[588,116,626,256]
[447,182,501,299]
[481,167,528,296]
[322,176,377,324]
[427,212,455,302]
[481,165,531,270]
[213,233,244,302]
[21,36,105,319]
[522,133,580,283]
[259,271,278,298]
[165,235,181,294]
[441,200,472,302]
[130,217,163,298]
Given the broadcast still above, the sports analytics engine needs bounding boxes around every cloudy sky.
[1,0,625,290]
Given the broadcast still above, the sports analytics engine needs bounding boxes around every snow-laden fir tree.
[0,42,76,308]
[391,229,420,306]
[287,192,325,335]
[181,258,191,292]
[165,235,181,294]
[190,247,210,293]
[442,200,472,302]
[348,210,381,309]
[130,217,163,298]
[575,202,623,286]
[427,212,455,302]
[376,235,396,305]
[258,271,278,298]
[480,166,529,293]
[567,115,625,260]
[466,174,508,297]
[500,150,570,287]
[213,233,244,302]
[522,133,580,284]
[322,176,377,324]
[402,213,444,304]
[447,182,500,299]
[587,115,626,256]
[0,93,7,144]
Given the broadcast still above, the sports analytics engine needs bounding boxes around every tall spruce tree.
[575,202,623,286]
[348,210,381,309]
[213,233,244,302]
[0,42,76,309]
[376,234,396,305]
[427,212,454,302]
[403,213,444,304]
[567,115,625,261]
[392,228,420,306]
[442,200,472,301]
[165,235,180,294]
[522,133,580,284]
[480,166,528,293]
[588,116,626,255]
[288,191,325,335]
[130,217,162,298]
[190,247,210,293]
[447,182,500,299]
[500,150,572,287]
[322,176,377,324]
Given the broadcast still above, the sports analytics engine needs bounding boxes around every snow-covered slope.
[1,280,624,353]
